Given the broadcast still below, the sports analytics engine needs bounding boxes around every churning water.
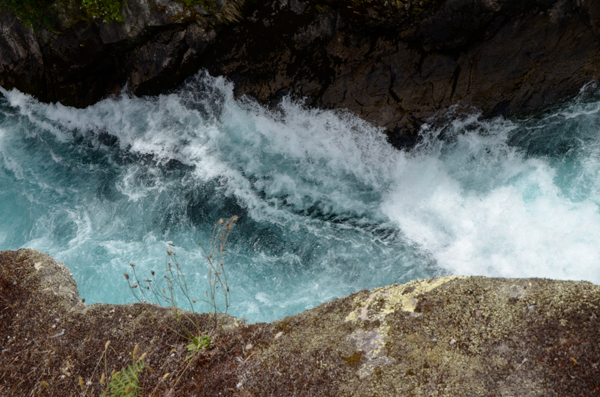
[1,73,600,322]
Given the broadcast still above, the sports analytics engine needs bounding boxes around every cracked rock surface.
[0,0,238,107]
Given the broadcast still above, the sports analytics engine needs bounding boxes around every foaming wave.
[2,73,600,323]
[0,73,426,321]
[383,106,600,282]
[1,74,402,227]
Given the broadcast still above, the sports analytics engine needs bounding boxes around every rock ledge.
[1,249,599,395]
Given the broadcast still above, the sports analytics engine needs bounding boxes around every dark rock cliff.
[2,249,600,395]
[203,0,600,146]
[0,0,242,107]
[1,0,600,147]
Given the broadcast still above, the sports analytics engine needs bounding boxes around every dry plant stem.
[126,265,197,340]
[85,341,110,397]
[127,216,238,336]
[148,349,179,397]
[198,215,238,331]
[166,355,197,397]
[149,371,171,397]
[125,279,187,340]
[120,216,238,395]
[169,254,195,313]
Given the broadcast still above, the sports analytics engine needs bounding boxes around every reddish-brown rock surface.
[1,249,599,396]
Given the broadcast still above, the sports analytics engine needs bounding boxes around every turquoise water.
[1,73,600,322]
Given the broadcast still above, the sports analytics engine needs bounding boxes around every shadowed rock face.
[0,0,239,107]
[2,249,599,396]
[202,0,600,147]
[1,1,600,148]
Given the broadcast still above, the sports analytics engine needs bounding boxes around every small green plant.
[101,345,146,397]
[185,334,211,362]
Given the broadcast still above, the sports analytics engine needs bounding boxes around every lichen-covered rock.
[244,276,600,396]
[1,249,599,395]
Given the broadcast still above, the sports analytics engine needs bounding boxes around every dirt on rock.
[1,249,599,396]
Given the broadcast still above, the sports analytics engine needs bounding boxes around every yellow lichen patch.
[344,276,469,380]
[345,276,467,323]
[345,291,383,322]
[378,276,467,314]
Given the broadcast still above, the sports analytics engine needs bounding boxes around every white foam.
[0,146,25,180]
[2,76,399,228]
[3,72,600,322]
[383,114,600,283]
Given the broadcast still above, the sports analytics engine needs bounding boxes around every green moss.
[0,0,125,30]
[81,0,126,22]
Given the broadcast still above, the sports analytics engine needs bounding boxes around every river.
[1,73,599,322]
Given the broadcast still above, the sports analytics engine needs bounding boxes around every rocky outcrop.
[0,0,242,107]
[2,249,599,396]
[2,0,600,147]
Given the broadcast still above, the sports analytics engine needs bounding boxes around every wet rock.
[203,0,600,147]
[0,0,239,107]
[1,0,600,147]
